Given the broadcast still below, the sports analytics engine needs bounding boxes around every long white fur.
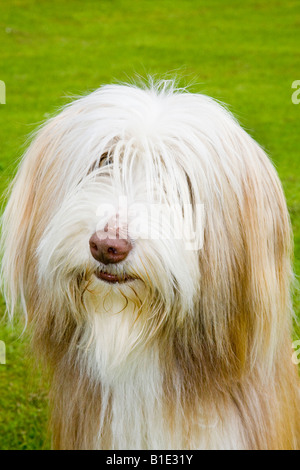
[1,79,298,449]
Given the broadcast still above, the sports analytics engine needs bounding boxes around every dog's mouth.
[95,267,134,284]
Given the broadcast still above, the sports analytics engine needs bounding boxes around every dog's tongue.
[97,271,120,283]
[96,270,133,284]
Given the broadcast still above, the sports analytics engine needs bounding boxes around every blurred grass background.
[0,0,299,450]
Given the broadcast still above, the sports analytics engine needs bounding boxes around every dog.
[1,80,299,449]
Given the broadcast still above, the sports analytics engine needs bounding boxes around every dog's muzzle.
[89,226,133,284]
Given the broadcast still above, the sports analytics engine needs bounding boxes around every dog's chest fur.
[79,298,246,450]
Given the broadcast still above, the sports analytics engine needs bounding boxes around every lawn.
[0,0,299,450]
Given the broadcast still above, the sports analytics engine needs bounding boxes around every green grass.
[0,0,299,450]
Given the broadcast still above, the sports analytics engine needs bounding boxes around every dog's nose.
[89,231,132,265]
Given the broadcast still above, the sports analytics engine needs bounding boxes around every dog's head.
[0,80,292,375]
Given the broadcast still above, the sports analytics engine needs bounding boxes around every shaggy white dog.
[1,80,299,449]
